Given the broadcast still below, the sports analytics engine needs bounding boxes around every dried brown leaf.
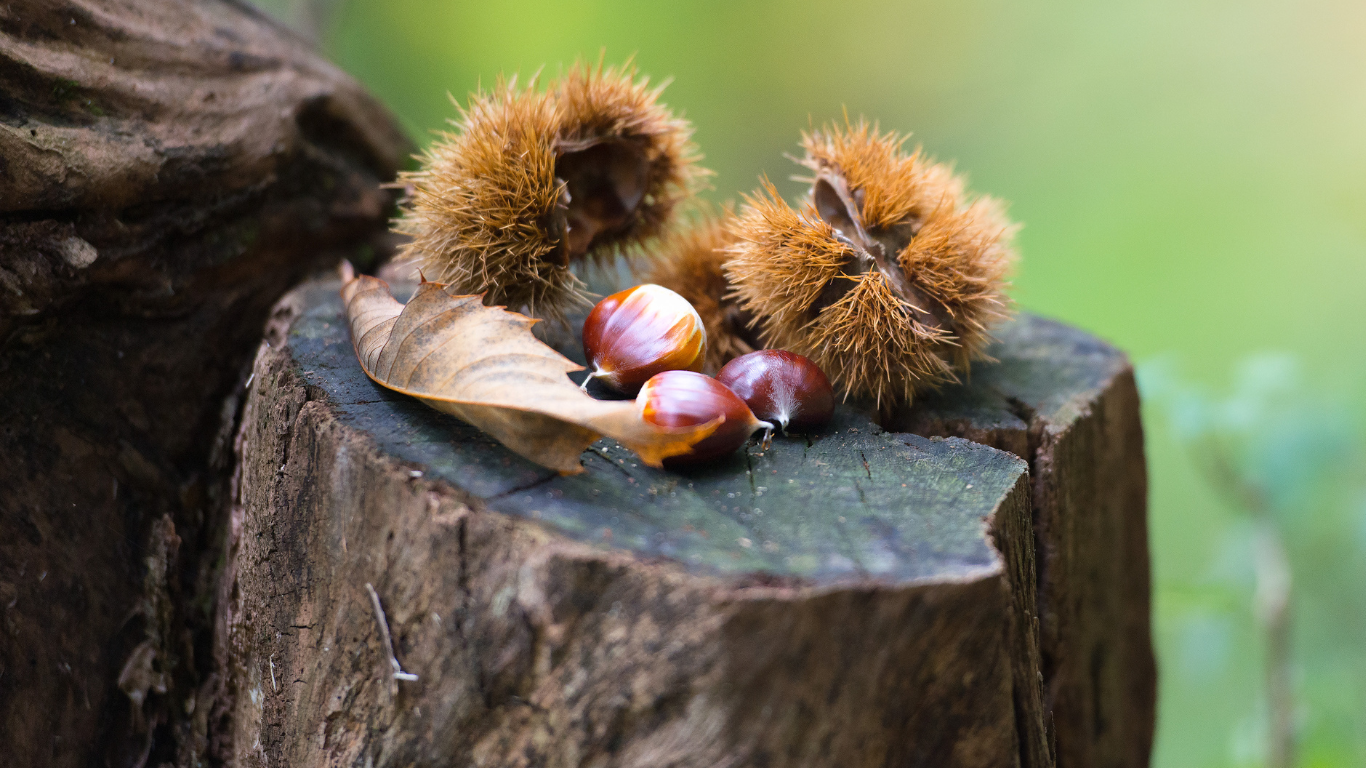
[340,273,717,473]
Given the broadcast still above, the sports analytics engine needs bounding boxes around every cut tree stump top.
[285,279,1086,584]
[221,275,1153,768]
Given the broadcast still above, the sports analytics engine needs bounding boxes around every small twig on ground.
[365,582,419,695]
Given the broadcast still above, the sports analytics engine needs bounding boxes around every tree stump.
[0,1,407,764]
[217,275,1154,767]
[891,321,1157,768]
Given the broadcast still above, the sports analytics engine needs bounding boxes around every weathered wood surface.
[0,1,408,765]
[215,274,1153,767]
[894,320,1157,768]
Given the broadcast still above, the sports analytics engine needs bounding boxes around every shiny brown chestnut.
[717,350,835,433]
[637,370,773,467]
[583,283,707,395]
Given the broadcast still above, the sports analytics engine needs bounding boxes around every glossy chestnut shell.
[583,284,707,395]
[716,350,834,432]
[638,370,772,467]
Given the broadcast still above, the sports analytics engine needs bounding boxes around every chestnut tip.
[716,350,835,434]
[637,370,770,467]
[759,423,775,450]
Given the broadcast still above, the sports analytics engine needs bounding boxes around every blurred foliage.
[1141,355,1366,766]
[254,0,1366,763]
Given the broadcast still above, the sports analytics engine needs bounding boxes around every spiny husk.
[727,119,1017,407]
[897,194,1017,372]
[779,271,956,406]
[394,77,567,316]
[394,61,703,322]
[725,183,849,343]
[643,208,757,372]
[555,60,705,259]
[797,119,961,232]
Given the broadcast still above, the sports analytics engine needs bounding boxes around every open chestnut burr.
[725,118,1018,407]
[392,60,704,321]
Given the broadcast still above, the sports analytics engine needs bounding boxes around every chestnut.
[583,283,707,395]
[717,350,834,433]
[637,370,773,467]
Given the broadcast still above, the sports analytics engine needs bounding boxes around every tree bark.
[0,2,408,765]
[894,318,1157,767]
[0,0,1156,763]
[214,274,1153,767]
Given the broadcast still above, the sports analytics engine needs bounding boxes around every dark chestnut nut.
[637,370,772,467]
[716,350,834,433]
[583,283,707,395]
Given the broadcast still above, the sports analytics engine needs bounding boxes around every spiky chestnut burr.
[637,370,773,467]
[582,284,706,395]
[725,119,1017,407]
[643,209,764,373]
[717,350,834,434]
[393,60,705,321]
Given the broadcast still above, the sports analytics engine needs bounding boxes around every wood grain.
[895,318,1157,768]
[212,276,1152,767]
[0,2,407,764]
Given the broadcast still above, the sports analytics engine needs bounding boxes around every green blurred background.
[260,1,1366,764]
